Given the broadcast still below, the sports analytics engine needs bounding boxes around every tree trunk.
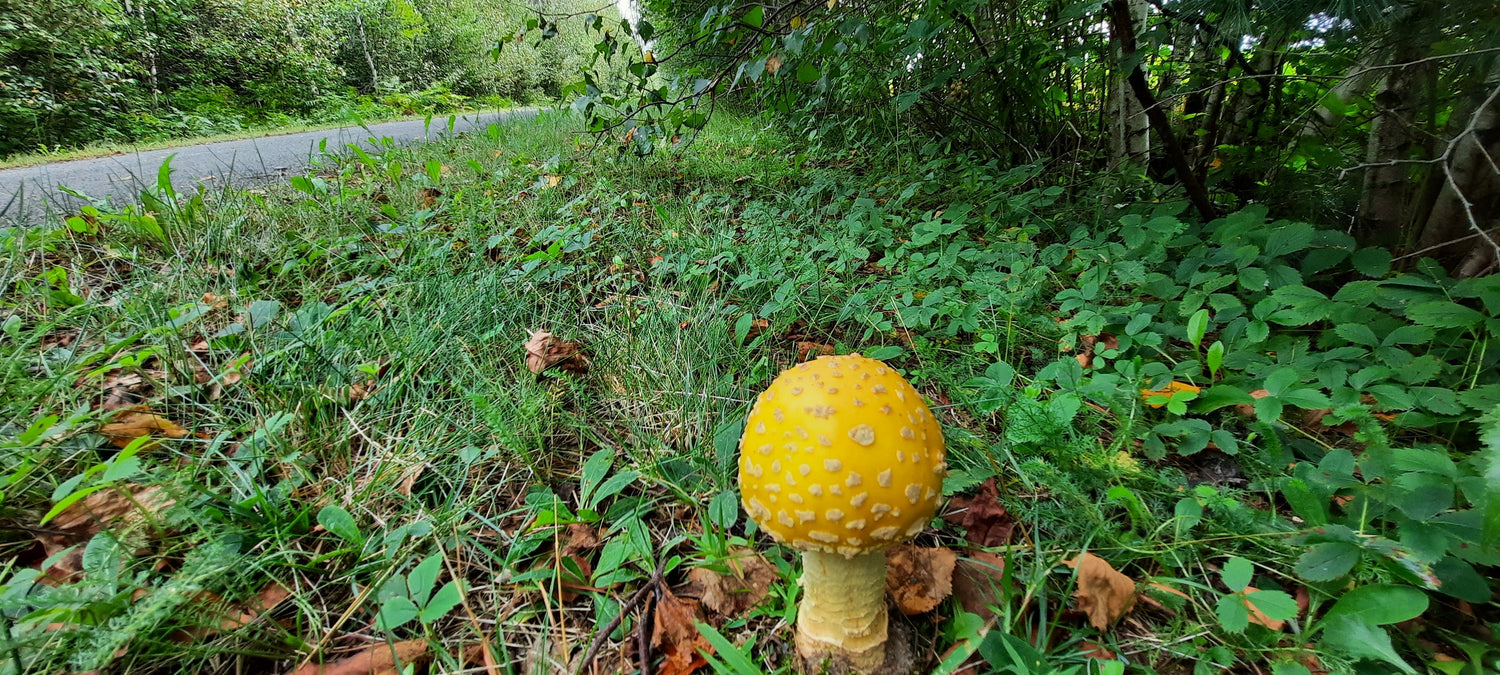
[1107,0,1216,220]
[1411,77,1500,271]
[1221,31,1283,151]
[1108,0,1149,166]
[354,8,380,93]
[1299,55,1380,139]
[1353,16,1435,248]
[1194,55,1230,169]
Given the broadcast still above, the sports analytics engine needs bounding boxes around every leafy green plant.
[1212,557,1296,633]
[376,552,466,631]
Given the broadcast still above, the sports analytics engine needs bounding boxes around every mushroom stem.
[796,550,888,672]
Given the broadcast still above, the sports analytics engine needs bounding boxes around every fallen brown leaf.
[680,548,777,620]
[397,464,425,497]
[885,544,956,615]
[97,370,153,409]
[562,523,601,555]
[1137,581,1190,614]
[945,478,1017,547]
[524,329,590,376]
[521,630,575,675]
[742,318,770,341]
[100,409,189,448]
[1236,388,1271,417]
[221,355,252,386]
[1064,552,1136,630]
[1079,641,1117,660]
[1302,408,1360,436]
[170,591,259,642]
[1074,333,1118,369]
[652,587,712,675]
[1147,582,1189,601]
[460,635,503,675]
[794,341,835,361]
[37,484,174,583]
[556,553,594,602]
[252,582,293,614]
[346,358,393,402]
[287,639,430,675]
[765,55,783,74]
[952,551,1008,620]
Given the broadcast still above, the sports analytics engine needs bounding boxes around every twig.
[638,584,656,675]
[574,558,667,675]
[1390,230,1493,261]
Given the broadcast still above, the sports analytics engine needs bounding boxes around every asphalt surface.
[0,108,539,225]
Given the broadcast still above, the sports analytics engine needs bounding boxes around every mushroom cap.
[738,353,946,557]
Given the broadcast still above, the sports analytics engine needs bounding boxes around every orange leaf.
[1139,381,1201,408]
[100,410,189,448]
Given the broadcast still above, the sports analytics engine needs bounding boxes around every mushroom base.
[796,550,890,673]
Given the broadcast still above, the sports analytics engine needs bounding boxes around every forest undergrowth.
[0,111,1496,674]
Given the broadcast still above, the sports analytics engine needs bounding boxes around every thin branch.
[1392,230,1493,262]
[1345,46,1500,81]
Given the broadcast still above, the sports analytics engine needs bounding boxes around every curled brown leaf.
[885,544,956,615]
[945,478,1017,547]
[1064,552,1137,630]
[524,329,589,376]
[652,587,712,675]
[100,409,189,448]
[953,551,1008,620]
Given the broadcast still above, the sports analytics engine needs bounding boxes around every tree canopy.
[565,0,1500,274]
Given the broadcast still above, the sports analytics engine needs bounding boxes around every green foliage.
[0,0,606,155]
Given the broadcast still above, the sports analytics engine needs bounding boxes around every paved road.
[0,108,539,225]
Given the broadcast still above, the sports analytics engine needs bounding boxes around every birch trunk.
[355,8,379,93]
[1109,0,1149,166]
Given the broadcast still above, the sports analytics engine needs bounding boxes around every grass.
[0,110,1493,675]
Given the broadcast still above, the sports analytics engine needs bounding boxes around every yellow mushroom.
[738,353,946,672]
